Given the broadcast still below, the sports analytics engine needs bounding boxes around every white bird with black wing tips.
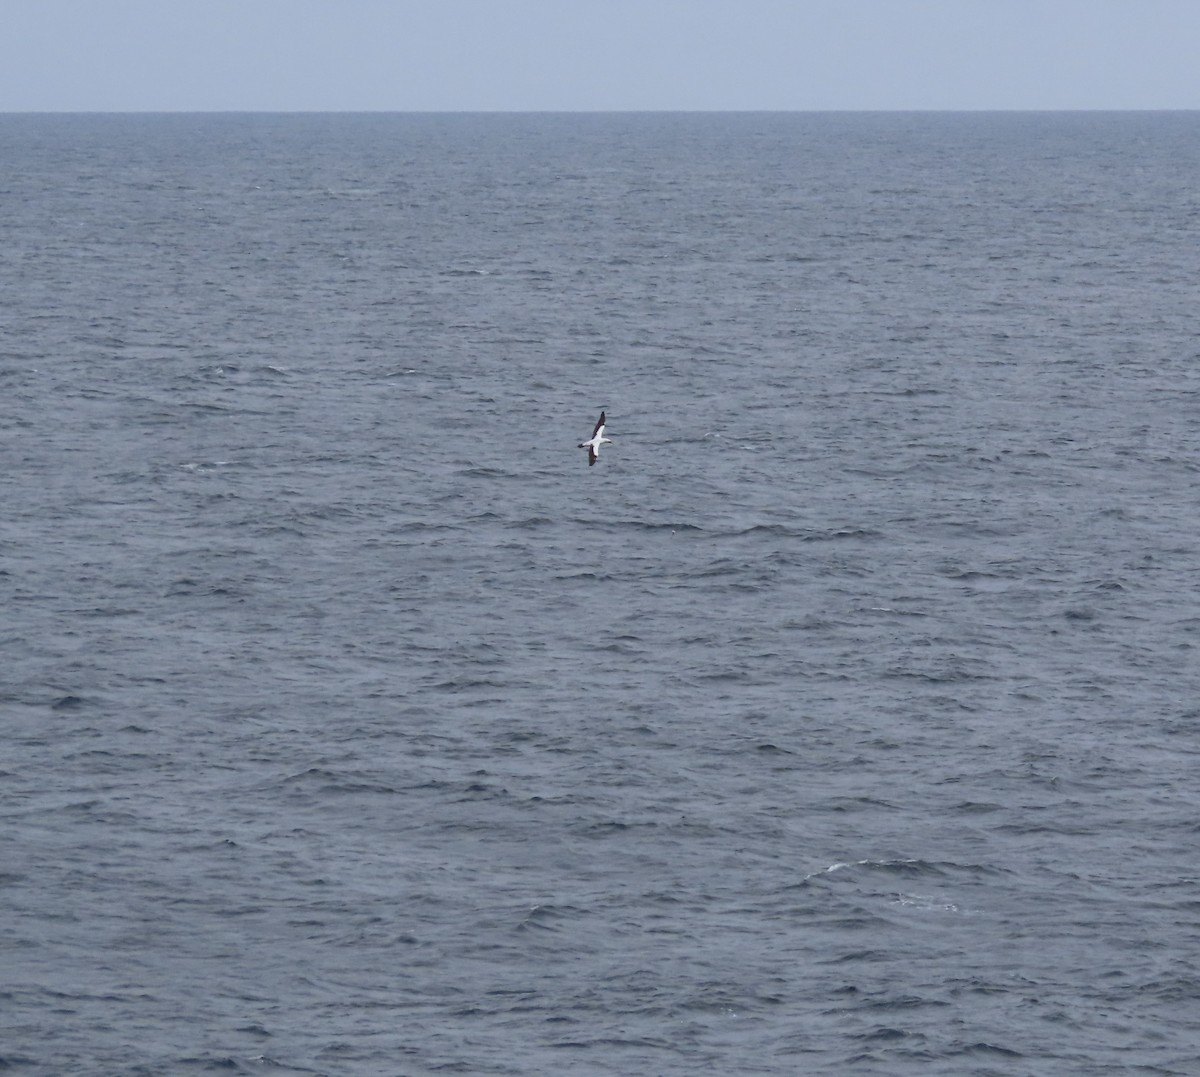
[578,410,612,467]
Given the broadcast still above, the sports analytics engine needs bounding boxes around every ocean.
[2,111,1199,1076]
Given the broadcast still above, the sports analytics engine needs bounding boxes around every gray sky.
[3,0,1198,112]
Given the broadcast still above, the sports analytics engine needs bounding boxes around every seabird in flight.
[578,411,611,467]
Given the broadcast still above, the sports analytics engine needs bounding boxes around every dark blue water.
[3,112,1200,1076]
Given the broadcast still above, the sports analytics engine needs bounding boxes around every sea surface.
[3,111,1200,1076]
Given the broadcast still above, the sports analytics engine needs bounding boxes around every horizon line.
[3,106,1199,116]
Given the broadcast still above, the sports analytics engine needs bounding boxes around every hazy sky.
[3,0,1198,112]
